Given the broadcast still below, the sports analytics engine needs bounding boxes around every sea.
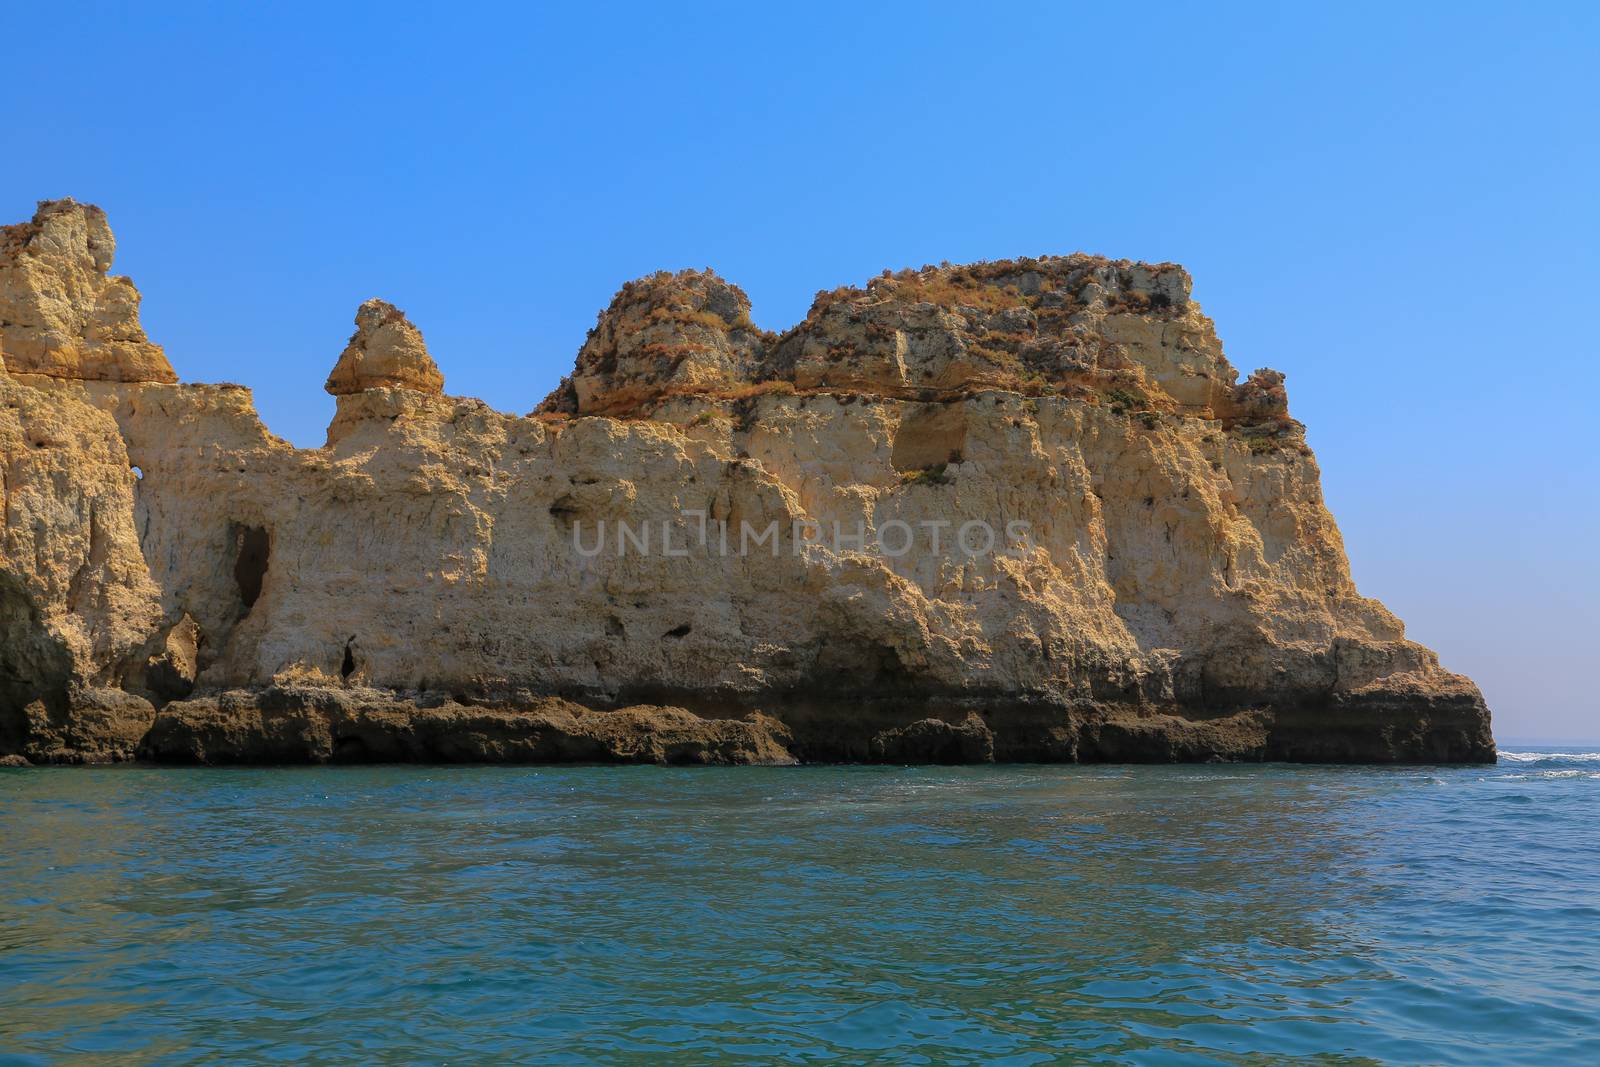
[2,750,1597,1065]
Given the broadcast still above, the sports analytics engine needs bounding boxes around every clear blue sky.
[7,2,1596,741]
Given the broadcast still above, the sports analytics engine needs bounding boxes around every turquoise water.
[2,755,1597,1065]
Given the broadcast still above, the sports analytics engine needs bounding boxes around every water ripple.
[1,760,1597,1064]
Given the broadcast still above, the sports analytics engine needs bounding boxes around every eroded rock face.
[763,258,1205,402]
[11,686,155,764]
[138,687,795,765]
[539,269,765,416]
[0,199,177,383]
[871,713,996,764]
[0,370,164,761]
[325,299,444,396]
[0,199,1496,764]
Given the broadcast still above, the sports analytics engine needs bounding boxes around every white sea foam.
[1498,751,1600,764]
[1496,769,1600,781]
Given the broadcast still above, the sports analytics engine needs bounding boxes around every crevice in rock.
[231,524,270,613]
[549,494,581,528]
[66,506,107,615]
[663,624,692,639]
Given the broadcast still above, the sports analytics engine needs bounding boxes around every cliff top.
[0,200,1290,439]
[538,252,1285,435]
[325,298,445,396]
[0,198,177,383]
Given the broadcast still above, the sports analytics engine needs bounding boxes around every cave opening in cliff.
[891,403,969,474]
[341,638,356,681]
[232,525,270,612]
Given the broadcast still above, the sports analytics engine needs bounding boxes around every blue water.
[2,753,1598,1065]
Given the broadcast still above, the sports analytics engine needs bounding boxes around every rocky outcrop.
[539,269,765,416]
[138,686,795,765]
[7,686,155,764]
[0,199,177,383]
[761,259,1205,404]
[0,199,1496,764]
[0,365,164,761]
[324,298,444,396]
[871,713,996,764]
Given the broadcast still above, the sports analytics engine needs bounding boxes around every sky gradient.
[6,2,1596,740]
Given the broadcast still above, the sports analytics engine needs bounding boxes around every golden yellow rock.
[0,202,1494,764]
[0,199,177,383]
[539,269,764,416]
[324,299,444,396]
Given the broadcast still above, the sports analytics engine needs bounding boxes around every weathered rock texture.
[538,269,764,416]
[139,687,794,765]
[0,199,1495,765]
[324,298,444,396]
[0,198,176,383]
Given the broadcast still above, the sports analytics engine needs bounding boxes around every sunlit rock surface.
[0,199,1493,764]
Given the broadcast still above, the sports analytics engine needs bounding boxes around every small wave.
[1498,751,1600,765]
[1497,770,1600,782]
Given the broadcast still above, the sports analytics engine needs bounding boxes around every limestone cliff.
[0,199,176,383]
[0,199,1494,764]
[325,299,444,397]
